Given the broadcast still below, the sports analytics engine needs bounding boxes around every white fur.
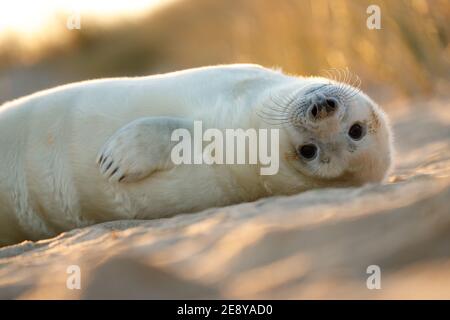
[0,64,393,245]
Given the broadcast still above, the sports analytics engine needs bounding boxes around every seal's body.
[0,65,393,245]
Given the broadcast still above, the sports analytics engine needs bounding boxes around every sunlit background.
[0,0,449,104]
[0,0,162,34]
[0,0,171,52]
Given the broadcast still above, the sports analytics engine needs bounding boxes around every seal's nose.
[309,97,338,120]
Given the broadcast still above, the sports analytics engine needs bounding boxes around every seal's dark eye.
[348,123,364,140]
[299,144,317,160]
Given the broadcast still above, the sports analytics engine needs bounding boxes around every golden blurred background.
[0,0,449,104]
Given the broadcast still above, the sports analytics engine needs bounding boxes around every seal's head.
[261,76,393,187]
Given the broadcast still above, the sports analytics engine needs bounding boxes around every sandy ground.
[0,97,449,299]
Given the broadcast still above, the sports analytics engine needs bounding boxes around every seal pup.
[0,64,393,245]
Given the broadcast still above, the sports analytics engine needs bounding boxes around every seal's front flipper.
[97,116,192,183]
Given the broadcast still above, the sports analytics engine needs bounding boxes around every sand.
[0,97,449,299]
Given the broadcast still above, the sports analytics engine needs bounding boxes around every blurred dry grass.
[0,0,449,102]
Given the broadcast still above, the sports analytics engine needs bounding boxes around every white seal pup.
[0,64,393,245]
